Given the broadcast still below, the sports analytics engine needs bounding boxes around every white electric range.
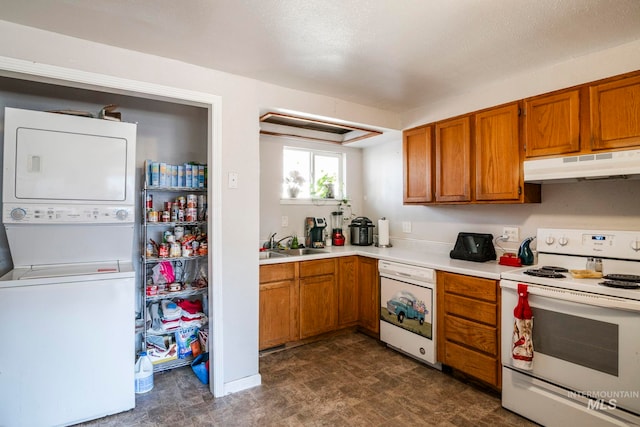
[500,227,640,427]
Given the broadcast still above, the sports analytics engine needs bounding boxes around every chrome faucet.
[267,232,277,249]
[275,235,293,249]
[263,233,293,250]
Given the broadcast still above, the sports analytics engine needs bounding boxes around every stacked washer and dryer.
[0,107,137,426]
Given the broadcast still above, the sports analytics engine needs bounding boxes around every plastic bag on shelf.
[152,261,175,285]
[182,257,208,289]
[175,326,199,359]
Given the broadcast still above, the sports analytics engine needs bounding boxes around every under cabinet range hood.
[523,148,640,183]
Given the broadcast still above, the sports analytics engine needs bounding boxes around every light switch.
[228,172,238,189]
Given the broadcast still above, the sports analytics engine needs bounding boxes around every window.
[282,146,345,200]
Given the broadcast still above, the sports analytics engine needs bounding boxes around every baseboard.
[223,373,262,395]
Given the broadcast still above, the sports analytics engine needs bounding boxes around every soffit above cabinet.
[260,112,382,145]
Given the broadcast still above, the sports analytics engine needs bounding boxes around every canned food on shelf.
[147,211,158,222]
[158,243,169,258]
[185,208,197,222]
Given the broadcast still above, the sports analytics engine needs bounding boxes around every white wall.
[0,19,399,391]
[363,40,640,253]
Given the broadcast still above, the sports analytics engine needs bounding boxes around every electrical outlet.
[402,221,412,233]
[503,226,519,243]
[281,216,288,227]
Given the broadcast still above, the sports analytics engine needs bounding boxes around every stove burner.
[599,280,640,289]
[524,269,566,278]
[603,274,640,283]
[540,266,569,273]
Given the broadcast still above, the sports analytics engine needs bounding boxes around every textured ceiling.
[1,0,640,112]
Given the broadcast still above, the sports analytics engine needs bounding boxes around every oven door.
[501,279,640,416]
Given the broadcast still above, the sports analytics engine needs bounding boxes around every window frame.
[281,146,346,204]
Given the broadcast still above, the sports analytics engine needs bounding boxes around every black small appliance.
[449,232,496,262]
[349,217,375,246]
[305,217,327,248]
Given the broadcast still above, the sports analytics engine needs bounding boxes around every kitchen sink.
[280,248,329,256]
[259,250,290,259]
[259,248,329,259]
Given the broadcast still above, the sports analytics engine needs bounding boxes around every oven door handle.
[501,281,640,313]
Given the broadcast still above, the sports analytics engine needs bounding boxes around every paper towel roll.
[378,218,390,246]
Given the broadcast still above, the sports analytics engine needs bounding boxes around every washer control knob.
[116,209,128,221]
[558,236,569,246]
[631,239,640,252]
[545,236,555,245]
[10,208,26,221]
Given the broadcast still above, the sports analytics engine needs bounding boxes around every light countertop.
[259,240,519,280]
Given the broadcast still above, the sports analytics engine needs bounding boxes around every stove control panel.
[2,204,134,224]
[538,228,640,260]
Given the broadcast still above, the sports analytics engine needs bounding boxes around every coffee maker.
[305,217,327,248]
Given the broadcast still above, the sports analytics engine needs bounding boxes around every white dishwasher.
[379,260,441,369]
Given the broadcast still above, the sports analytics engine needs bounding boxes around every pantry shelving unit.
[140,185,208,372]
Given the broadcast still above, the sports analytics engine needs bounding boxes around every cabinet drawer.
[444,315,498,356]
[444,293,497,325]
[260,263,295,283]
[300,259,335,278]
[443,340,499,387]
[443,273,497,302]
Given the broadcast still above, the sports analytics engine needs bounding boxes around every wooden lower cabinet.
[437,271,501,389]
[357,256,379,336]
[338,256,359,326]
[260,256,380,349]
[299,259,338,339]
[259,263,298,350]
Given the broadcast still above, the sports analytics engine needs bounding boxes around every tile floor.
[81,331,538,426]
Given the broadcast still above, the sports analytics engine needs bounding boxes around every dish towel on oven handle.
[512,283,534,370]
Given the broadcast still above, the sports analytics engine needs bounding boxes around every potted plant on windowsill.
[314,173,336,199]
[285,170,305,198]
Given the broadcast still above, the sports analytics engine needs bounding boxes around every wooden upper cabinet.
[435,116,471,202]
[475,103,521,201]
[590,74,640,151]
[524,90,581,158]
[403,125,433,203]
